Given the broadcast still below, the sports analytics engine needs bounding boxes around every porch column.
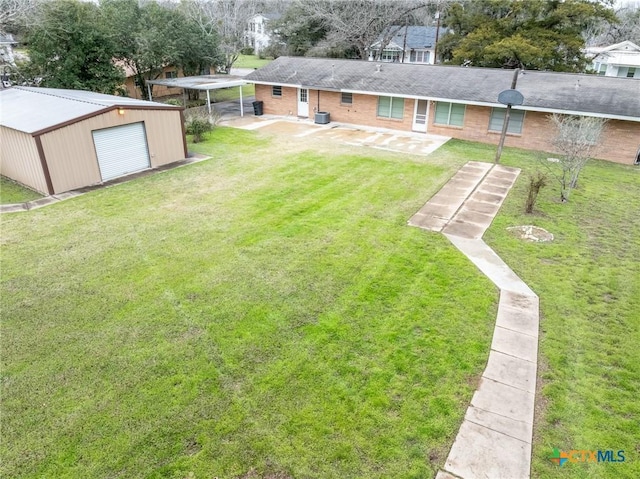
[239,85,244,117]
[206,89,211,115]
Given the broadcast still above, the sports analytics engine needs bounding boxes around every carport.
[146,75,247,116]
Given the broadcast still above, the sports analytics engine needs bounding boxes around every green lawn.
[1,176,43,204]
[435,140,639,477]
[1,129,497,478]
[3,131,638,478]
[478,142,639,479]
[234,54,273,69]
[212,83,256,103]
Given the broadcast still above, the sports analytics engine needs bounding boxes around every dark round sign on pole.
[498,89,524,106]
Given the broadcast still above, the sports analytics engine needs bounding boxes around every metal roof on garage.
[0,86,179,135]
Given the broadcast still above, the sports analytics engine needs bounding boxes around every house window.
[434,102,465,127]
[489,108,525,134]
[165,71,177,79]
[341,92,353,105]
[272,85,282,97]
[381,49,400,62]
[410,50,430,63]
[627,67,637,78]
[377,96,404,119]
[598,64,607,75]
[617,67,629,77]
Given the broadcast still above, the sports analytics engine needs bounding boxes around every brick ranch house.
[245,57,640,165]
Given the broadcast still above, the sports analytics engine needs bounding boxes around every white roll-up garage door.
[92,122,151,181]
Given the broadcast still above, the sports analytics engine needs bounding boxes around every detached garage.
[0,86,188,195]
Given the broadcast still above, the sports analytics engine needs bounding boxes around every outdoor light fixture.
[117,108,125,115]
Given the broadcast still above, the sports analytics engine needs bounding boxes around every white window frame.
[272,85,282,97]
[410,50,430,63]
[381,49,400,62]
[489,108,525,135]
[377,96,404,119]
[434,102,465,127]
[341,92,353,105]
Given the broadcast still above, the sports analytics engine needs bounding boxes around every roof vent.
[375,64,382,72]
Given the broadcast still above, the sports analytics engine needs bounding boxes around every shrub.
[240,46,255,55]
[185,113,214,143]
[186,99,207,108]
[524,172,547,214]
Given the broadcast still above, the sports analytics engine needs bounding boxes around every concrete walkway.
[409,161,540,479]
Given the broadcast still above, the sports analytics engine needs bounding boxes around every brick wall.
[428,105,639,165]
[254,85,640,165]
[255,84,297,116]
[255,85,414,130]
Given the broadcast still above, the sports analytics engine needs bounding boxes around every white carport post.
[206,89,212,115]
[239,85,244,117]
[147,83,153,102]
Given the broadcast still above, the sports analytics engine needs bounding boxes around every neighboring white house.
[585,40,640,78]
[0,33,18,67]
[244,13,280,55]
[368,26,449,64]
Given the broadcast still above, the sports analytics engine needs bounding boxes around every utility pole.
[433,11,440,64]
[495,68,522,164]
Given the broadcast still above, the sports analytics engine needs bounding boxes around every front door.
[297,88,309,117]
[412,99,428,132]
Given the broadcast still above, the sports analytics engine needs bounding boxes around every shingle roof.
[246,57,640,121]
[0,86,178,134]
[372,26,449,50]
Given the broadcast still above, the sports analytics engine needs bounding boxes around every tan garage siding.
[40,109,185,193]
[0,126,49,194]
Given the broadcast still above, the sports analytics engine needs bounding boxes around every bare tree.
[183,0,259,73]
[298,0,436,59]
[0,0,39,34]
[544,114,607,202]
[583,3,640,46]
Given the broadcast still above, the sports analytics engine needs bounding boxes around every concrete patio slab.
[444,421,531,479]
[408,161,492,233]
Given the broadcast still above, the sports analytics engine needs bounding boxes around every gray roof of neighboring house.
[0,86,178,134]
[246,56,640,121]
[372,26,449,50]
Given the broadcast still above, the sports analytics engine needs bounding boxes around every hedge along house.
[0,86,187,195]
[246,57,640,165]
